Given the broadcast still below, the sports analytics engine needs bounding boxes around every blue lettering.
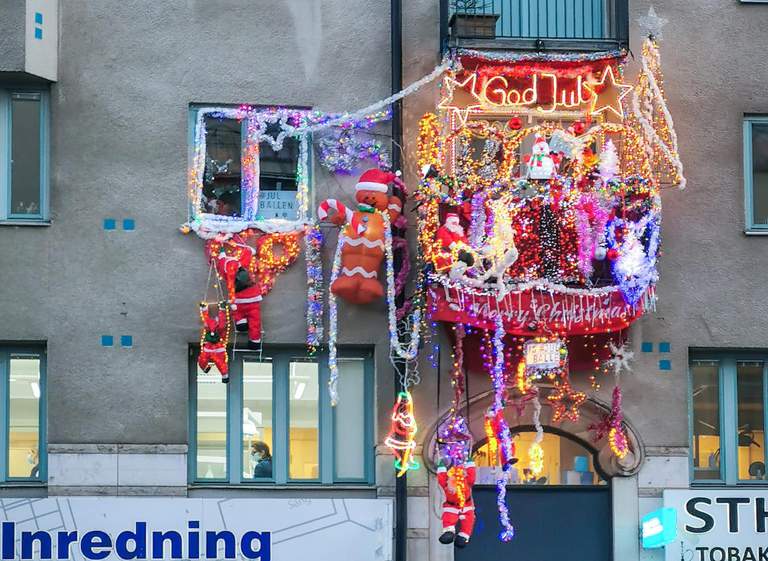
[116,522,147,559]
[188,521,200,559]
[2,522,15,560]
[57,531,78,560]
[80,531,111,560]
[205,531,236,559]
[240,531,271,560]
[21,530,52,560]
[151,531,182,560]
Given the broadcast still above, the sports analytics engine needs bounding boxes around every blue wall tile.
[34,12,43,24]
[101,335,114,347]
[120,335,133,348]
[641,342,653,353]
[659,359,672,371]
[122,218,135,231]
[659,342,671,353]
[34,27,43,40]
[103,218,116,230]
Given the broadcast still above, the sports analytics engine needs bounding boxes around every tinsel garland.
[318,129,391,175]
[589,384,630,459]
[606,213,660,306]
[326,234,345,406]
[456,47,627,65]
[575,194,610,279]
[491,316,515,542]
[305,224,324,354]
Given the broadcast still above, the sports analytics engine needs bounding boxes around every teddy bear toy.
[318,169,403,305]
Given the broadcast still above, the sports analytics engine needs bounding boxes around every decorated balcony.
[440,0,629,52]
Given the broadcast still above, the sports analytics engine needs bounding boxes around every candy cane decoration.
[317,199,365,235]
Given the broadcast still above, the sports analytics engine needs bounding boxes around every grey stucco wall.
[0,0,394,445]
[0,0,26,72]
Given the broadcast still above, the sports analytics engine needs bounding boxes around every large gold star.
[547,381,587,423]
[582,65,633,121]
[437,72,483,128]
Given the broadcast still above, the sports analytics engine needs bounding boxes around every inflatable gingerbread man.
[318,169,403,305]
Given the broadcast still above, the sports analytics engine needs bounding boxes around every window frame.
[189,346,374,487]
[743,116,768,233]
[0,87,50,223]
[187,105,313,227]
[688,350,768,486]
[0,344,47,484]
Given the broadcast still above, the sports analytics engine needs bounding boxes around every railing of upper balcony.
[439,0,629,52]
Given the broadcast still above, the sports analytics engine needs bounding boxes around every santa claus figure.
[435,212,471,272]
[198,303,229,382]
[214,240,263,348]
[524,134,561,180]
[437,459,477,548]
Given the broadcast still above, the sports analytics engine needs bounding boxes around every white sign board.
[524,340,562,370]
[0,497,392,561]
[258,190,298,220]
[664,489,768,561]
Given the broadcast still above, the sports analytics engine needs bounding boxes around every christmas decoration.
[637,5,668,40]
[304,224,324,354]
[524,135,560,180]
[547,380,587,424]
[606,341,634,376]
[317,169,403,305]
[437,457,477,549]
[198,302,230,382]
[385,391,420,477]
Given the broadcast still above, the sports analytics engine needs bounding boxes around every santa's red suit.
[435,213,468,272]
[232,283,262,346]
[214,243,263,347]
[198,306,229,382]
[437,461,477,547]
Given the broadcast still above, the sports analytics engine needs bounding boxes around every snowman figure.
[524,134,560,180]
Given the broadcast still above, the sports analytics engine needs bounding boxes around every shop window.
[190,348,373,485]
[473,429,607,486]
[189,106,309,226]
[690,352,768,484]
[744,116,768,232]
[0,346,46,482]
[0,89,49,222]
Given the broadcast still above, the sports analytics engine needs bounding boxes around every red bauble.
[606,248,619,261]
[508,117,523,130]
[571,121,585,135]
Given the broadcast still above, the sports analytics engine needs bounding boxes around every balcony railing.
[440,0,629,51]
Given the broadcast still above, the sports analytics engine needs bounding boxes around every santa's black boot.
[454,534,469,548]
[439,531,455,545]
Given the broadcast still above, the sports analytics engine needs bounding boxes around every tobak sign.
[664,490,768,561]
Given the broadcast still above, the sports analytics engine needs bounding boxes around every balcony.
[440,0,629,52]
[0,0,58,82]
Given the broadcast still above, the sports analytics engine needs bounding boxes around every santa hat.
[444,212,460,223]
[533,134,548,147]
[356,169,397,193]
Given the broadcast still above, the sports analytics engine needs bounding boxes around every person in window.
[28,448,39,478]
[251,441,273,478]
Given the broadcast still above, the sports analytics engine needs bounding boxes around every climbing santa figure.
[318,168,403,305]
[198,303,229,382]
[437,458,477,548]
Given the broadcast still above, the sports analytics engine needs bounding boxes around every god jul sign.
[441,62,632,120]
[427,285,646,336]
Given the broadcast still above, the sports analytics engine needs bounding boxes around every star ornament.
[638,6,668,41]
[582,65,633,121]
[547,382,587,423]
[437,72,483,128]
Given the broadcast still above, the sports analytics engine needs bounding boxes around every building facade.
[0,1,767,560]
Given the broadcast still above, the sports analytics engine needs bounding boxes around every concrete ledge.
[48,485,118,496]
[644,446,689,457]
[118,486,187,497]
[48,444,118,454]
[117,444,188,454]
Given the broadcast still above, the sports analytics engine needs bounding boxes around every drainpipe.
[390,1,407,561]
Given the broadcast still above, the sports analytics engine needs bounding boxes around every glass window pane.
[196,369,227,479]
[203,116,242,217]
[8,354,41,479]
[737,362,766,480]
[334,359,366,480]
[752,123,768,226]
[243,360,273,480]
[691,360,721,480]
[258,132,299,221]
[472,430,605,486]
[10,94,42,216]
[289,361,319,480]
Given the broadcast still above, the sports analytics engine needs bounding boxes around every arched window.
[472,427,608,486]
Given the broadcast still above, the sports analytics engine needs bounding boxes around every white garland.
[631,38,686,189]
[382,212,423,368]
[326,234,345,406]
[430,273,625,298]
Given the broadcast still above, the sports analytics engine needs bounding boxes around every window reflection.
[737,362,766,480]
[196,369,227,479]
[473,430,605,486]
[243,360,273,480]
[10,94,42,216]
[691,361,721,480]
[334,359,366,479]
[289,361,319,480]
[752,123,768,226]
[202,116,242,217]
[8,354,41,479]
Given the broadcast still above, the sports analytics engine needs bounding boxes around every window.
[690,352,768,484]
[0,88,49,222]
[0,346,46,482]
[743,116,768,232]
[190,348,373,485]
[472,428,607,486]
[189,106,310,226]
